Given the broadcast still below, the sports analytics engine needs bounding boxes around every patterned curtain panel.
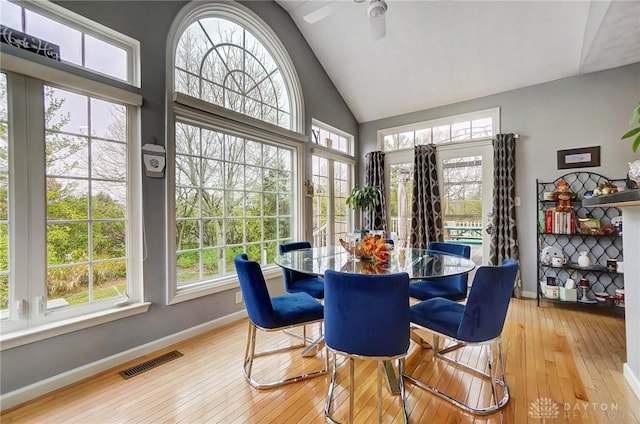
[489,133,522,297]
[410,144,444,249]
[364,151,387,232]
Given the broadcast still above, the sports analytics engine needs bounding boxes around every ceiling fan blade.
[302,3,335,24]
[370,14,386,40]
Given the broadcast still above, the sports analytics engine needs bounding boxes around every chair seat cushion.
[269,292,324,328]
[410,297,464,338]
[286,276,324,299]
[409,280,466,301]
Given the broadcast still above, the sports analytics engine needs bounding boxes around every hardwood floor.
[2,298,639,423]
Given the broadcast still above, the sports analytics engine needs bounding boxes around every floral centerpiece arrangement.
[340,259,388,274]
[339,233,390,264]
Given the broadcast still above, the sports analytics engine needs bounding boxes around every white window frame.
[166,1,306,305]
[310,119,355,246]
[311,119,355,156]
[379,107,500,152]
[0,59,147,350]
[379,108,500,250]
[1,0,141,87]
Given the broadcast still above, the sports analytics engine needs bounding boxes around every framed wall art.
[557,146,600,169]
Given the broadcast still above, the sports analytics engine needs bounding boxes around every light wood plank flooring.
[2,298,639,423]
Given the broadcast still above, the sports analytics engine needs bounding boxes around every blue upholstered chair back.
[428,241,471,294]
[324,270,410,357]
[279,241,313,291]
[457,259,519,343]
[234,253,276,329]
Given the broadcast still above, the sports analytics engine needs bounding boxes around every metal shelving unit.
[536,172,624,310]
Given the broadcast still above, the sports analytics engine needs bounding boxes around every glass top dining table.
[274,245,475,280]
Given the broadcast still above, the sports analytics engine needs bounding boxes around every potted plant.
[621,102,640,152]
[622,102,640,187]
[346,185,380,230]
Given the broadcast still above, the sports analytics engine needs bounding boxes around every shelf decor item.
[559,286,577,302]
[577,252,592,267]
[578,217,600,234]
[578,278,595,303]
[540,245,563,265]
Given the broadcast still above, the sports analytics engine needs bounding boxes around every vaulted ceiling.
[276,0,640,123]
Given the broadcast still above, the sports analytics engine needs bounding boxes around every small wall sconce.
[142,142,166,178]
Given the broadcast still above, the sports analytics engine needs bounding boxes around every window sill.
[0,302,151,351]
[168,266,283,305]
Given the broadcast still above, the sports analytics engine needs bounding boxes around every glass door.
[436,141,493,269]
[385,150,413,247]
[311,155,352,247]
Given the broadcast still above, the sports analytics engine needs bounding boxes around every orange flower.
[360,234,389,263]
[339,234,390,264]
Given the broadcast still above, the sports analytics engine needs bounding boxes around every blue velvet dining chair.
[404,259,519,415]
[323,269,410,424]
[409,241,471,302]
[278,241,324,299]
[234,253,328,389]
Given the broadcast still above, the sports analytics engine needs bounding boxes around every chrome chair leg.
[377,361,383,424]
[325,353,408,424]
[383,360,400,395]
[244,321,256,379]
[348,358,355,424]
[497,339,509,402]
[302,335,325,357]
[325,352,339,424]
[487,343,498,405]
[432,335,439,362]
[405,335,510,415]
[243,321,328,389]
[399,358,409,424]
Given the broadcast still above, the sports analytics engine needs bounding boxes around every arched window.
[176,18,291,129]
[167,1,305,304]
[171,1,303,132]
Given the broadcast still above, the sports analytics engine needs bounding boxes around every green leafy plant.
[346,185,380,229]
[621,103,640,152]
[346,185,380,211]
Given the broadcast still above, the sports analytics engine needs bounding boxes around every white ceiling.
[276,0,640,123]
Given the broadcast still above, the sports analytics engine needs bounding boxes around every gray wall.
[0,0,357,396]
[360,62,640,296]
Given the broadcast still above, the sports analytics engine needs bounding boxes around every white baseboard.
[624,363,640,401]
[0,310,247,411]
[520,290,537,299]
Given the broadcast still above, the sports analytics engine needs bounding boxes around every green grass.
[59,281,127,306]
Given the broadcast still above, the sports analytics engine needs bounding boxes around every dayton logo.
[529,397,560,422]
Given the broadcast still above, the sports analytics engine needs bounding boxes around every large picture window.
[45,86,129,310]
[0,1,143,344]
[174,122,293,286]
[168,2,304,303]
